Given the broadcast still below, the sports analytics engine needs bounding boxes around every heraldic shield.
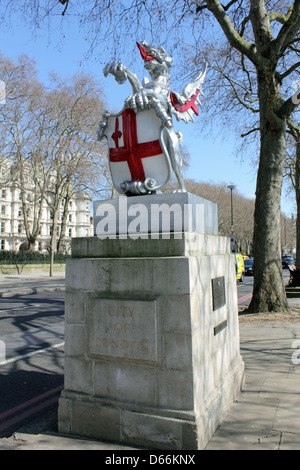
[104,108,171,195]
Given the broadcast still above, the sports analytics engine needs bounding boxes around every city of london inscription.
[87,298,157,363]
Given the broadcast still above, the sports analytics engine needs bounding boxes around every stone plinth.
[58,197,244,450]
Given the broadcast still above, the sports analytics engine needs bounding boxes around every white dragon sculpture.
[98,41,207,194]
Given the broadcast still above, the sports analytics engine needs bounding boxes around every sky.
[0,7,295,217]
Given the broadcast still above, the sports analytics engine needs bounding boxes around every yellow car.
[235,253,245,282]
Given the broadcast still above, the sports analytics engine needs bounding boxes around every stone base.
[59,359,244,450]
[58,227,244,450]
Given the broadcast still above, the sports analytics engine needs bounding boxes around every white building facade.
[0,182,92,253]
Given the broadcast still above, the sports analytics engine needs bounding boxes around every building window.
[0,240,4,250]
[18,223,22,234]
[18,207,22,217]
[38,241,43,251]
[68,214,72,222]
[1,190,6,199]
[1,205,5,215]
[69,228,72,237]
[0,222,5,233]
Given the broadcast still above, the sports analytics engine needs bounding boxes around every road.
[0,275,65,298]
[0,273,270,438]
[237,275,254,309]
[0,291,65,437]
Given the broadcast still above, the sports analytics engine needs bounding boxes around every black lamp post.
[227,184,236,235]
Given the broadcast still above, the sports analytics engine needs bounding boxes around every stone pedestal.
[58,194,244,450]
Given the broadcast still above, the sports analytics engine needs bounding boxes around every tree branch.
[269,8,293,25]
[287,118,300,140]
[59,0,69,16]
[239,15,251,37]
[249,0,274,51]
[279,61,300,81]
[195,3,209,13]
[221,0,238,11]
[213,65,259,113]
[289,41,300,53]
[279,88,300,119]
[205,0,259,65]
[241,127,260,138]
[272,0,300,58]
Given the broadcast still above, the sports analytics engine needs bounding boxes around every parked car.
[282,255,295,268]
[235,253,245,282]
[244,258,254,275]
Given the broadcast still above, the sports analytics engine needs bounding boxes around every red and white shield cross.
[105,108,170,193]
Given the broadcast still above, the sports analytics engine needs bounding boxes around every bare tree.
[0,50,108,274]
[186,179,255,252]
[0,53,51,249]
[40,73,108,275]
[182,1,300,312]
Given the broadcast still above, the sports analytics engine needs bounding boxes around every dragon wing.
[169,62,207,124]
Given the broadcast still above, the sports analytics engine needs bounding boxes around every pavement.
[0,272,300,450]
[0,271,65,297]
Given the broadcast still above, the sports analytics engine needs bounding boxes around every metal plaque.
[214,320,227,336]
[212,276,226,311]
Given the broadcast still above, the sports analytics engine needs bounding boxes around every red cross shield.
[104,108,171,194]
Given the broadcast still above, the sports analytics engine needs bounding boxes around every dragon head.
[137,41,173,68]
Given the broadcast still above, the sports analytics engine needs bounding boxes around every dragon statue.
[98,41,207,195]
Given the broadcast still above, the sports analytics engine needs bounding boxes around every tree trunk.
[49,245,54,277]
[57,184,72,253]
[49,213,58,277]
[248,73,289,313]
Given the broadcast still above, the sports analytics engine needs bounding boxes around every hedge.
[0,250,71,265]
